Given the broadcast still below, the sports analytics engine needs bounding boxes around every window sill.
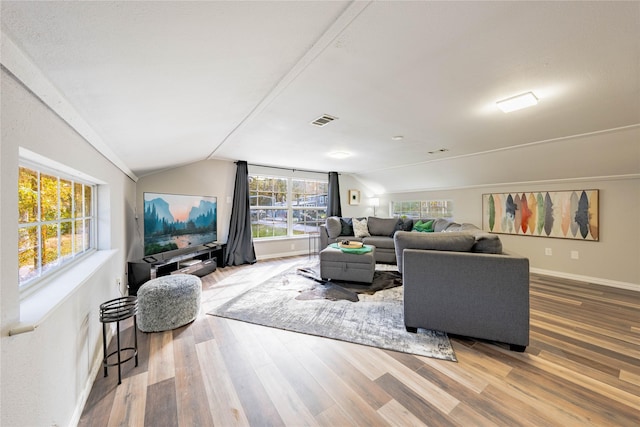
[11,249,117,335]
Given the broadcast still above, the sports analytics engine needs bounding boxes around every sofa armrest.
[319,225,329,250]
[403,249,530,347]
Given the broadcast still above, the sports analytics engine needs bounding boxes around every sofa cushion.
[367,217,401,237]
[326,216,343,239]
[340,217,354,236]
[363,235,396,249]
[353,218,371,238]
[433,218,454,232]
[472,233,503,254]
[394,231,477,272]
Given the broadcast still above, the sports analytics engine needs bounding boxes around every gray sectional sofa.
[320,216,530,351]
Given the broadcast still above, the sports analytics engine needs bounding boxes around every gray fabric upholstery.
[394,231,476,272]
[321,217,503,265]
[402,249,530,348]
[325,216,342,239]
[320,246,376,283]
[367,217,401,237]
[137,274,202,332]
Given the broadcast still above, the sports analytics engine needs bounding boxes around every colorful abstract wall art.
[482,190,599,241]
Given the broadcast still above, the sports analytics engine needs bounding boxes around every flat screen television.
[143,192,217,256]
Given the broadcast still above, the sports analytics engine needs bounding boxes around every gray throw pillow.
[325,216,342,239]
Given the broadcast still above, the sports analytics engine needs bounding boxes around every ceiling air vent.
[310,114,338,127]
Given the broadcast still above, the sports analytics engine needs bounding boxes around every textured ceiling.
[2,1,639,192]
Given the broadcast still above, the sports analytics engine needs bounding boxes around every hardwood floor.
[79,256,640,426]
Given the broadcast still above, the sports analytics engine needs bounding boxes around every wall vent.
[310,114,338,127]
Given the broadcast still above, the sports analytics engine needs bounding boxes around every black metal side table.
[99,296,139,385]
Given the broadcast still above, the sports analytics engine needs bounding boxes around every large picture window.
[391,200,454,219]
[18,164,96,287]
[249,175,327,239]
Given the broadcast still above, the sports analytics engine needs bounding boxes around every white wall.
[382,177,640,288]
[135,165,378,260]
[133,159,237,261]
[1,69,136,426]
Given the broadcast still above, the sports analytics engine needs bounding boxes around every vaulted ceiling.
[2,1,639,193]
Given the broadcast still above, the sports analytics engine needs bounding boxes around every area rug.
[207,263,457,362]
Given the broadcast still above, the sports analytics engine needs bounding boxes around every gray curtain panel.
[225,161,257,266]
[327,171,342,217]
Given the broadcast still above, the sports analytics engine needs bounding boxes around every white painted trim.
[257,250,311,260]
[530,267,639,292]
[1,31,138,182]
[385,173,640,194]
[14,250,118,333]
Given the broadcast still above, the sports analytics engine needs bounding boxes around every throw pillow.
[325,216,342,239]
[340,218,354,236]
[352,217,371,238]
[412,219,434,232]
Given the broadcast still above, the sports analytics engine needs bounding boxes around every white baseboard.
[256,249,312,260]
[530,268,640,292]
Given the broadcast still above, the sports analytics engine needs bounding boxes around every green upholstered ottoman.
[137,274,201,332]
[320,245,376,283]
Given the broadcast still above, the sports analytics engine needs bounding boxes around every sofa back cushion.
[367,217,401,237]
[394,231,476,271]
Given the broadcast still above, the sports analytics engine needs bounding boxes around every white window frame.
[249,174,328,240]
[18,159,97,294]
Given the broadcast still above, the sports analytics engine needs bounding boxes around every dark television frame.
[143,192,217,256]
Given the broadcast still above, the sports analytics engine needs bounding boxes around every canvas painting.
[482,190,599,241]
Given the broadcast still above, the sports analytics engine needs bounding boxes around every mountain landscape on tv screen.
[144,195,217,255]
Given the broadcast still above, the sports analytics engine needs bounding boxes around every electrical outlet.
[545,248,552,256]
[571,251,579,260]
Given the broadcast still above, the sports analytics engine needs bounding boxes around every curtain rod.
[239,162,340,175]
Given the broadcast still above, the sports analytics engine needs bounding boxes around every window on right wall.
[391,200,454,219]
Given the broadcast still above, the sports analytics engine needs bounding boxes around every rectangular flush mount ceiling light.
[496,92,538,113]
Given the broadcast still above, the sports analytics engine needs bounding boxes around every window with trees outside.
[18,164,96,288]
[249,175,328,239]
[391,200,454,219]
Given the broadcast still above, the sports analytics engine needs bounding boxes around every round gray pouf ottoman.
[137,274,202,332]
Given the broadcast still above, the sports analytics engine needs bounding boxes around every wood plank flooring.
[79,256,640,426]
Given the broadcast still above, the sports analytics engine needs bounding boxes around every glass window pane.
[41,223,60,273]
[60,179,72,219]
[18,167,39,223]
[18,226,39,283]
[74,220,84,253]
[83,219,92,250]
[74,183,83,217]
[60,221,73,259]
[84,185,92,217]
[40,174,59,221]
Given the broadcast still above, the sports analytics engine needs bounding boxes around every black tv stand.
[127,243,226,295]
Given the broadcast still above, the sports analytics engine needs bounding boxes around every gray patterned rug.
[207,263,457,362]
